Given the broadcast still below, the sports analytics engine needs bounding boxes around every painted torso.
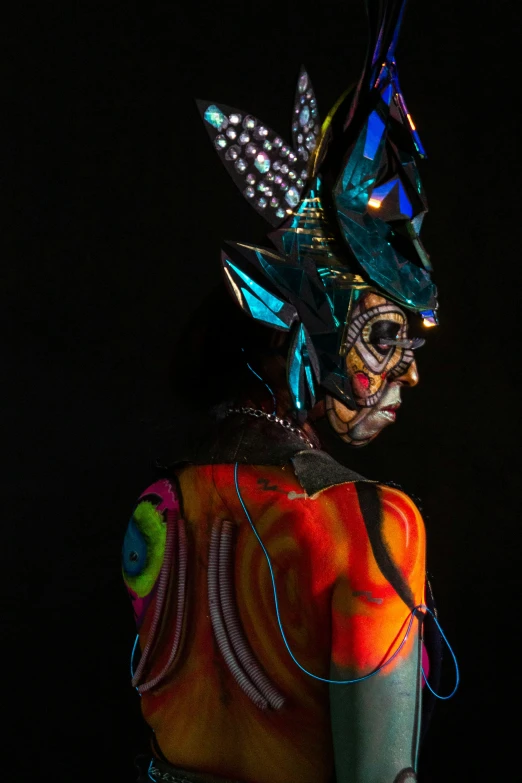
[123,459,425,783]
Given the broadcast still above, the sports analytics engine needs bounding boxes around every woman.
[123,2,446,780]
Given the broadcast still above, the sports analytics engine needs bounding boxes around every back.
[123,457,425,783]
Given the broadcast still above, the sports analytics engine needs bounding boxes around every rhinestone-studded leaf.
[198,100,308,226]
[292,67,321,168]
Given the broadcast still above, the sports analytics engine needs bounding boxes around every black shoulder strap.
[291,448,371,495]
[355,482,416,611]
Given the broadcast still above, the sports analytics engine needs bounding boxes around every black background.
[3,1,519,781]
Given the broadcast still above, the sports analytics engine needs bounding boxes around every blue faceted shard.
[241,288,290,329]
[204,104,227,130]
[288,327,305,410]
[363,111,386,160]
[370,178,397,203]
[398,182,413,218]
[227,260,284,312]
[420,309,438,326]
[339,116,387,213]
[381,82,394,106]
[287,323,316,411]
[336,208,437,310]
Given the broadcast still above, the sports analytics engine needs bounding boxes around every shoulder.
[313,480,425,609]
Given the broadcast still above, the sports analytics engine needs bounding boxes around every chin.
[325,394,392,447]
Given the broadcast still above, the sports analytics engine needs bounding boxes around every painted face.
[326,292,422,446]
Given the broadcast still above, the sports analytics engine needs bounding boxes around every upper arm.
[328,483,426,782]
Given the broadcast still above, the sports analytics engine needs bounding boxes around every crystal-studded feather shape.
[198,100,309,226]
[291,67,322,166]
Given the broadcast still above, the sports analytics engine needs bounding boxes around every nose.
[396,359,419,388]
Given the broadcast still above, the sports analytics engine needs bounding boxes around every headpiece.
[198,0,437,418]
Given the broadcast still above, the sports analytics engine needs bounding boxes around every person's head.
[195,2,439,449]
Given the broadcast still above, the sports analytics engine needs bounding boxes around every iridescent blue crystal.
[285,188,299,208]
[235,158,247,173]
[398,182,413,218]
[299,106,310,126]
[242,289,289,328]
[363,111,386,160]
[336,208,437,309]
[227,260,285,313]
[243,115,257,130]
[381,82,394,106]
[205,105,227,130]
[298,71,308,94]
[214,135,227,150]
[244,186,255,198]
[420,309,438,326]
[371,178,396,202]
[254,151,271,173]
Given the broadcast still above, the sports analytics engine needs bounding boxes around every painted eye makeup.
[367,321,401,354]
[367,320,425,351]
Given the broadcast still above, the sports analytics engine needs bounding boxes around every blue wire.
[130,633,139,678]
[234,461,459,697]
[241,347,277,414]
[148,759,155,781]
[421,611,460,699]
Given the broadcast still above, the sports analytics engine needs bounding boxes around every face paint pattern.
[326,293,420,446]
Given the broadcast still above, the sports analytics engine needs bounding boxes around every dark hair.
[169,281,286,414]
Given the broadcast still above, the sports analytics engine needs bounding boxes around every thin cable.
[421,611,460,700]
[235,462,414,685]
[130,633,139,679]
[241,347,277,414]
[234,462,459,696]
